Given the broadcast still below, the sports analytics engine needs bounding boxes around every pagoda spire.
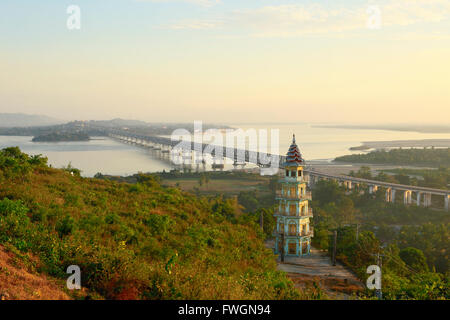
[274,136,313,257]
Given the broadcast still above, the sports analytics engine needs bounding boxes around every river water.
[0,123,448,177]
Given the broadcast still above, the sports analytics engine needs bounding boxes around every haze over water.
[234,123,450,161]
[0,136,172,177]
[1,123,449,177]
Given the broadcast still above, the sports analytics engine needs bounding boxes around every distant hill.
[0,116,232,137]
[85,118,151,128]
[0,113,63,127]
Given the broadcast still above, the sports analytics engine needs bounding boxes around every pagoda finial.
[293,134,296,143]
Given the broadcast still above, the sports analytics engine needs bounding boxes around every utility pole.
[332,230,337,266]
[260,211,264,231]
[280,232,285,263]
[377,253,383,300]
[370,251,384,300]
[356,224,360,242]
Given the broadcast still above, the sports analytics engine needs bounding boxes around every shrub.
[143,214,173,237]
[56,215,76,237]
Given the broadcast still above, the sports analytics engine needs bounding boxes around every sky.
[1,0,450,124]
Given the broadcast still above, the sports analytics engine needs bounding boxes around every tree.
[357,166,372,179]
[254,208,275,238]
[399,247,429,273]
[314,180,344,206]
[204,174,210,188]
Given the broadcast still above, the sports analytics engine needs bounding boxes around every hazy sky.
[1,0,449,124]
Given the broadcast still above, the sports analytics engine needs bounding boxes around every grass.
[0,244,73,300]
[162,177,269,194]
[0,147,302,300]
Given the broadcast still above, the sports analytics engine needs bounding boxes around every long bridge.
[104,127,286,168]
[308,170,449,211]
[93,126,450,211]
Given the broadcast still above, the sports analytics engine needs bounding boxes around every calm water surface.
[233,123,450,161]
[1,123,448,177]
[0,136,172,177]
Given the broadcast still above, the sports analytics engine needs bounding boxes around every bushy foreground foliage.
[0,148,300,300]
[311,180,449,300]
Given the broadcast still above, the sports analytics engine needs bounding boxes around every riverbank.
[32,132,90,142]
[314,124,450,134]
[349,139,450,151]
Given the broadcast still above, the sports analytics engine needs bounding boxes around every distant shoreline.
[313,124,450,134]
[349,139,450,151]
[32,132,90,143]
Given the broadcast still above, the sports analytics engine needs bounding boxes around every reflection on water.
[0,136,173,177]
[0,124,448,177]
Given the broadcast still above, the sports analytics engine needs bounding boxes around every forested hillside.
[0,147,299,300]
[335,148,450,167]
[311,180,449,299]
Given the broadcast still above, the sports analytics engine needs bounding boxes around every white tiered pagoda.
[274,135,313,257]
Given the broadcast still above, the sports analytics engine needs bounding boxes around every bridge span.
[105,128,285,168]
[307,170,449,211]
[94,126,449,211]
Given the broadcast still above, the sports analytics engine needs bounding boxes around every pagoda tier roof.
[282,134,305,167]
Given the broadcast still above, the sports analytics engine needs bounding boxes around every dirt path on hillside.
[266,240,364,299]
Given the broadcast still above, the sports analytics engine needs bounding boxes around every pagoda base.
[274,235,311,257]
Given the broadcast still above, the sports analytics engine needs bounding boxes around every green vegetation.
[2,147,447,300]
[335,148,450,168]
[311,180,449,299]
[0,119,231,138]
[379,167,450,190]
[156,171,278,239]
[98,171,279,240]
[32,132,90,142]
[349,165,450,190]
[0,147,300,300]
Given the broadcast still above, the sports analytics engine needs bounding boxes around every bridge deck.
[307,170,449,195]
[97,126,449,196]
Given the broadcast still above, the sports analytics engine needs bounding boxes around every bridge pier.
[354,183,364,194]
[416,192,422,206]
[403,190,412,205]
[445,195,449,211]
[369,185,378,194]
[344,181,352,190]
[423,193,432,207]
[386,188,396,203]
